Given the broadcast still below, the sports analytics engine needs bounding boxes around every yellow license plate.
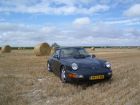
[90,75,104,80]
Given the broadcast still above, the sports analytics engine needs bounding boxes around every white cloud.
[1,0,140,46]
[88,5,109,13]
[0,21,140,46]
[0,0,110,15]
[124,4,140,17]
[104,18,140,25]
[73,17,91,27]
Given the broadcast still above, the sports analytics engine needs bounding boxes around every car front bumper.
[66,70,112,82]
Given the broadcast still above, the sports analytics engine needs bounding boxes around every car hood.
[61,57,106,69]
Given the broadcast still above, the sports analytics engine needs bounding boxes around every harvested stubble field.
[0,48,140,105]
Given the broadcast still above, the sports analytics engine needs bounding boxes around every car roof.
[56,47,84,50]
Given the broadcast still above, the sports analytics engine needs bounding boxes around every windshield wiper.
[73,54,87,58]
[85,55,90,57]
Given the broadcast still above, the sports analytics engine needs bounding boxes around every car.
[47,47,112,83]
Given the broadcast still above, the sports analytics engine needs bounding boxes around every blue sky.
[0,0,140,46]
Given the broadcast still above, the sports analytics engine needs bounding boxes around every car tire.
[60,66,68,83]
[47,62,52,72]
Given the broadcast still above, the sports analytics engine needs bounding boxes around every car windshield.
[60,48,90,58]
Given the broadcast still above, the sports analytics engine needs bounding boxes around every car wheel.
[60,66,67,83]
[47,62,52,72]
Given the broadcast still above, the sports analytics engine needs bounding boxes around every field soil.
[0,48,140,105]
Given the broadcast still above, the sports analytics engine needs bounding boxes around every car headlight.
[72,63,78,70]
[105,62,111,68]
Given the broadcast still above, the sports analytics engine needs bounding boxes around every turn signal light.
[68,73,77,78]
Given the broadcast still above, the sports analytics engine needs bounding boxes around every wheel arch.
[60,64,64,71]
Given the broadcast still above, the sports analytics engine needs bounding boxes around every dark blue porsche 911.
[47,47,112,83]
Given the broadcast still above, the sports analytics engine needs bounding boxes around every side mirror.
[91,54,96,58]
[54,54,60,59]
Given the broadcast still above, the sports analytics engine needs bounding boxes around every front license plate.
[90,75,104,80]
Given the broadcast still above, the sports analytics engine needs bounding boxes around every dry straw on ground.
[1,45,11,53]
[0,48,140,105]
[34,43,51,56]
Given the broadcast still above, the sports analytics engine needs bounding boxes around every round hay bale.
[137,46,140,50]
[1,45,11,53]
[91,47,95,51]
[18,47,24,50]
[34,43,51,56]
[18,47,21,50]
[50,47,56,56]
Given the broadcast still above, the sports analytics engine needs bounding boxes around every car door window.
[53,50,60,58]
[61,49,72,57]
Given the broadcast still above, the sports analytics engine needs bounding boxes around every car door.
[52,49,61,75]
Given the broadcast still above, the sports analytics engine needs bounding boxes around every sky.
[0,0,140,47]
